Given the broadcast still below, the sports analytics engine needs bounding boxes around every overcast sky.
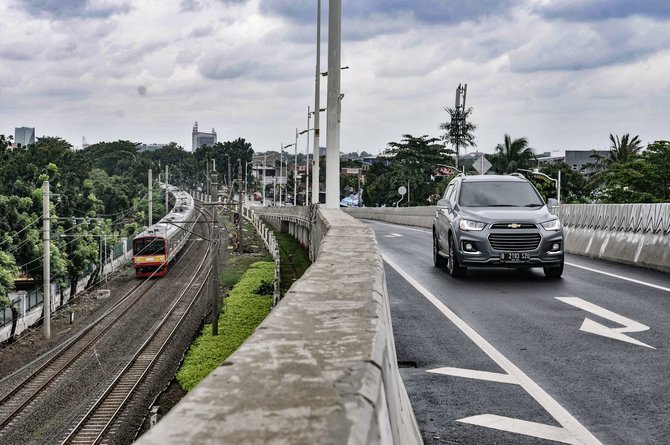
[1,0,669,156]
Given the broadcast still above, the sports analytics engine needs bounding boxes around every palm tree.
[491,134,536,174]
[439,106,477,165]
[584,133,643,196]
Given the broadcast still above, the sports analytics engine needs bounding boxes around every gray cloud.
[534,0,670,22]
[19,0,132,19]
[259,0,515,26]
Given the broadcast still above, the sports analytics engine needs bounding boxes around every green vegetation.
[177,261,275,391]
[272,230,311,295]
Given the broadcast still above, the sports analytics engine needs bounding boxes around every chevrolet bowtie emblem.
[508,223,521,229]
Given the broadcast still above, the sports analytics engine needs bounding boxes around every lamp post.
[280,143,294,206]
[294,128,299,206]
[517,168,561,205]
[299,125,312,205]
[313,0,322,205]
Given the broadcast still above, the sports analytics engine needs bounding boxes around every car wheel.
[543,258,564,278]
[447,236,466,278]
[433,231,447,268]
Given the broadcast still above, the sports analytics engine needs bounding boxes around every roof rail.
[508,172,525,178]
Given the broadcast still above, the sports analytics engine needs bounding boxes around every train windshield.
[133,237,165,255]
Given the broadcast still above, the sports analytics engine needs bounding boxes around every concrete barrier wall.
[344,204,670,273]
[137,208,422,445]
[561,203,670,273]
[345,206,435,229]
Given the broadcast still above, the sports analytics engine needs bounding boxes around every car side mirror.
[437,198,452,209]
[547,198,559,208]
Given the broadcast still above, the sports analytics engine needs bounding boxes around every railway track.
[0,201,217,445]
[60,240,212,444]
[0,278,156,435]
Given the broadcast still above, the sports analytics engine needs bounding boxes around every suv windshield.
[459,181,544,207]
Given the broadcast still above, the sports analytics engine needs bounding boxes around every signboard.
[474,155,492,175]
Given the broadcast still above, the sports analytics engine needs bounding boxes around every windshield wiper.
[524,204,543,207]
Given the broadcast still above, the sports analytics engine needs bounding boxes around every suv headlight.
[459,219,486,231]
[541,219,562,231]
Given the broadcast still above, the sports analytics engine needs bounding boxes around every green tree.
[490,134,537,174]
[0,250,20,342]
[363,135,450,207]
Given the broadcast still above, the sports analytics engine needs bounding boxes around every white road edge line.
[565,262,670,292]
[383,254,602,445]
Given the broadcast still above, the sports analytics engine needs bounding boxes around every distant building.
[14,127,35,146]
[136,143,168,152]
[565,150,609,174]
[192,121,217,151]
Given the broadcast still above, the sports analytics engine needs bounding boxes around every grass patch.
[176,261,274,391]
[271,230,311,294]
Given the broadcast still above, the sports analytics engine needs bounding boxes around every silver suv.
[432,174,564,278]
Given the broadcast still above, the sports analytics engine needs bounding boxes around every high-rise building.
[14,127,35,146]
[192,121,217,151]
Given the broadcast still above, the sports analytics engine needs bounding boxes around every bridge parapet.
[137,207,422,445]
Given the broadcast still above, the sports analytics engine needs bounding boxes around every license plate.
[500,252,531,263]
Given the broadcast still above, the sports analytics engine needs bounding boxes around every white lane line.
[458,415,580,445]
[565,262,670,293]
[427,367,517,384]
[556,297,654,349]
[383,254,602,445]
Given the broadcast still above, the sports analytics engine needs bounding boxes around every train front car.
[132,229,169,277]
[132,186,196,278]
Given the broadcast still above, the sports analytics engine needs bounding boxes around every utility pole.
[42,181,51,339]
[237,160,243,252]
[453,83,467,169]
[312,0,322,204]
[325,0,342,209]
[210,168,220,336]
[165,164,169,215]
[148,168,153,227]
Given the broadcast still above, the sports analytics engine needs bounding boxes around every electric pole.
[210,167,220,336]
[148,168,153,227]
[237,159,243,252]
[42,180,51,339]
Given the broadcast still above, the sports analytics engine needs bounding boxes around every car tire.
[433,231,447,268]
[447,236,466,278]
[543,258,564,279]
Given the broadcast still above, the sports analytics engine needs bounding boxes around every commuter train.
[132,185,196,278]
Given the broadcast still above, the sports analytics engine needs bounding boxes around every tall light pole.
[300,125,311,205]
[263,152,267,206]
[294,128,299,206]
[281,143,294,206]
[325,0,342,209]
[312,0,322,204]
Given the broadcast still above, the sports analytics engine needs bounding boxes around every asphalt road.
[364,220,670,445]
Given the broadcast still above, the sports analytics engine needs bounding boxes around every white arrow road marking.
[427,367,517,384]
[458,415,581,444]
[384,233,403,238]
[383,254,602,445]
[556,297,654,349]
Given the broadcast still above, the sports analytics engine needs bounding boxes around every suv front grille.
[490,223,537,229]
[488,233,541,251]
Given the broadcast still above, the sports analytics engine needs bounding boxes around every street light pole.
[294,128,299,206]
[325,0,342,209]
[312,0,322,205]
[306,107,311,205]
